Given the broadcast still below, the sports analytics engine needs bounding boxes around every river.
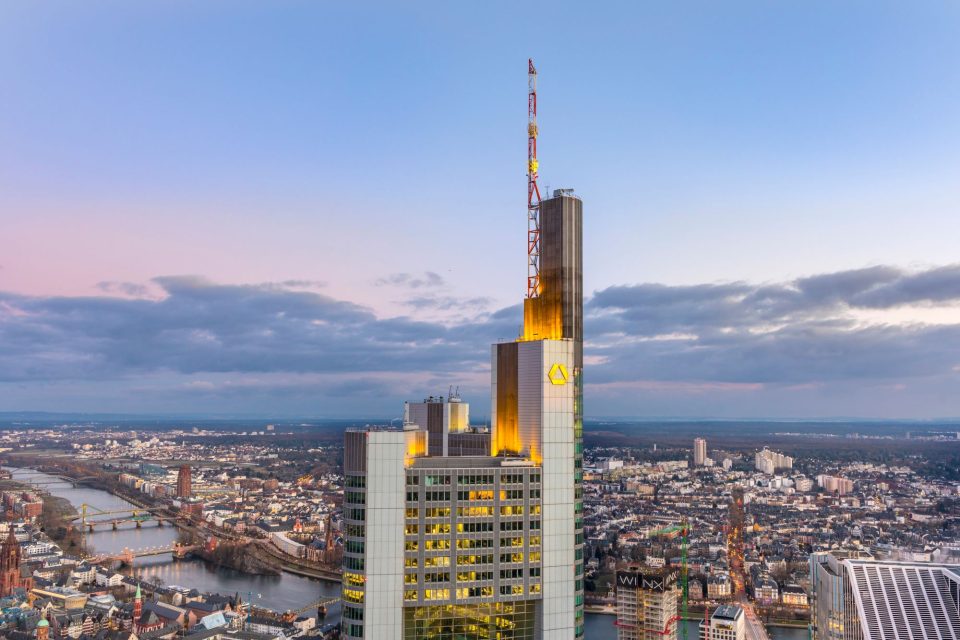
[10,467,808,638]
[6,467,340,618]
[583,612,809,639]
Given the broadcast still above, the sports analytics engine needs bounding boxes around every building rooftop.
[711,605,743,621]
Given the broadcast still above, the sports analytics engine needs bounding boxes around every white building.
[754,448,793,475]
[700,605,745,640]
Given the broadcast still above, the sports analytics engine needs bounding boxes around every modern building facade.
[615,567,679,640]
[693,438,707,466]
[810,551,960,639]
[699,605,745,640]
[340,188,584,640]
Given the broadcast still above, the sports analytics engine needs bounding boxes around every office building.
[699,605,745,640]
[176,464,192,498]
[693,438,707,466]
[341,187,583,639]
[810,551,960,639]
[754,448,793,475]
[615,567,679,640]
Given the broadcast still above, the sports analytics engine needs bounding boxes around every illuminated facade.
[496,189,584,638]
[341,188,584,639]
[342,428,544,639]
[405,394,484,457]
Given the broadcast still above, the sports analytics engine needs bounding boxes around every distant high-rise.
[810,551,960,639]
[176,464,192,498]
[693,438,707,466]
[615,567,679,640]
[340,61,582,640]
[754,448,793,475]
[816,474,854,496]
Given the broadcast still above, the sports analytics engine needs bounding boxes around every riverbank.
[0,477,87,555]
[7,461,342,585]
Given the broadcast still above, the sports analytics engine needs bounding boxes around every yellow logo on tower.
[548,363,569,385]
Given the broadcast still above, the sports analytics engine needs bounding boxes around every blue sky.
[2,2,960,418]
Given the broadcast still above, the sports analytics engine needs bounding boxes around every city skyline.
[4,3,960,418]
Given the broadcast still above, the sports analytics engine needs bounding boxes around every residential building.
[755,449,794,475]
[694,439,707,467]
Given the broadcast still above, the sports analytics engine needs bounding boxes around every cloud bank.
[3,265,960,418]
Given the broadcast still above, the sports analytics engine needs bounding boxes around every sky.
[2,1,960,419]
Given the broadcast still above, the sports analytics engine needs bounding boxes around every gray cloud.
[587,264,960,386]
[376,271,445,289]
[3,264,960,416]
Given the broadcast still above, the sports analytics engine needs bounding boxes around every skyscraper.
[810,551,960,639]
[176,464,192,498]
[340,60,581,640]
[341,192,583,639]
[693,438,707,466]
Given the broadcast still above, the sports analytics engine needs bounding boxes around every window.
[424,523,451,535]
[424,572,450,583]
[343,572,365,587]
[343,588,365,604]
[423,556,450,568]
[424,539,451,551]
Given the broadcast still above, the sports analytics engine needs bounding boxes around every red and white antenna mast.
[527,58,542,299]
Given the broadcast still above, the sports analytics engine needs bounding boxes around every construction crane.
[647,521,690,640]
[527,58,542,299]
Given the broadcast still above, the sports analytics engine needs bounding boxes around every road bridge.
[86,543,199,566]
